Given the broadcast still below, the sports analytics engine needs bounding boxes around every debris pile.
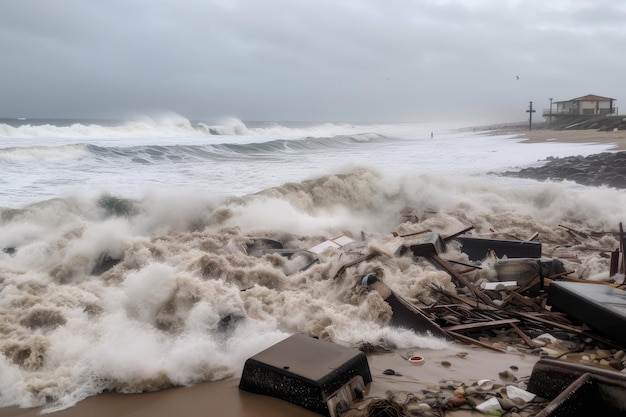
[242,218,626,416]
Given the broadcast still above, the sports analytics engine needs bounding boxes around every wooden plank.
[429,253,496,306]
[511,311,622,349]
[333,253,378,279]
[509,322,540,348]
[443,318,520,333]
[444,330,508,353]
[441,225,475,242]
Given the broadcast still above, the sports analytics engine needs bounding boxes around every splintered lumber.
[444,330,508,353]
[505,291,543,312]
[511,311,622,349]
[509,322,540,348]
[526,232,539,242]
[397,232,496,305]
[558,224,589,239]
[428,253,495,306]
[368,280,449,340]
[391,229,432,238]
[443,318,521,333]
[333,253,378,279]
[447,259,482,270]
[441,225,475,242]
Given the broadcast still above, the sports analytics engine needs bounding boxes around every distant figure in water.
[430,132,434,139]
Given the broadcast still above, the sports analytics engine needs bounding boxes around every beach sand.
[2,339,536,417]
[510,128,626,151]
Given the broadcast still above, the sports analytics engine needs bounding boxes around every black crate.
[239,334,372,416]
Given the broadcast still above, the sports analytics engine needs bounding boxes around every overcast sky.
[1,0,625,124]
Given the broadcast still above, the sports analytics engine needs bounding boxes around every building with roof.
[551,94,617,116]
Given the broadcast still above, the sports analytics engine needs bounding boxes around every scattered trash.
[475,397,504,415]
[505,385,536,403]
[240,220,626,416]
[408,355,425,365]
[309,234,356,254]
[476,379,494,391]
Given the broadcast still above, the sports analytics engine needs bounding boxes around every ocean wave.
[0,115,388,140]
[0,132,389,164]
[0,143,90,162]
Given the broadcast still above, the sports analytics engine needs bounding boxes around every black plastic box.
[239,334,372,416]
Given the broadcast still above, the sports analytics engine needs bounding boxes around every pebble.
[498,397,519,411]
[441,360,451,368]
[382,368,398,376]
[498,370,517,382]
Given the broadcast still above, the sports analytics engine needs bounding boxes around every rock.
[498,397,519,411]
[498,370,517,382]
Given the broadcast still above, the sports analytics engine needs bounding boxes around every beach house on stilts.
[547,94,617,117]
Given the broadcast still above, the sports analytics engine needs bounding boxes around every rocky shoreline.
[500,151,626,189]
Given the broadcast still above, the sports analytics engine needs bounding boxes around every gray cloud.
[1,0,624,123]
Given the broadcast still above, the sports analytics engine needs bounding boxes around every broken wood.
[558,224,589,239]
[511,311,622,349]
[441,225,475,242]
[391,229,432,238]
[333,253,378,280]
[509,322,540,348]
[428,253,496,306]
[443,318,520,333]
[444,330,508,353]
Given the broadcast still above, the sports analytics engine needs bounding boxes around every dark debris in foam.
[498,151,626,189]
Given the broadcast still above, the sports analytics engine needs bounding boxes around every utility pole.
[549,97,553,128]
[526,101,536,131]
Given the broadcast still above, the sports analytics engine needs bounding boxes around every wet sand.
[2,340,536,417]
[511,128,626,151]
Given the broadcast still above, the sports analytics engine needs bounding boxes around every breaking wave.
[0,115,384,140]
[2,166,626,411]
[0,133,391,164]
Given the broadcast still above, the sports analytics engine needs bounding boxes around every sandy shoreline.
[2,340,536,417]
[500,127,626,151]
